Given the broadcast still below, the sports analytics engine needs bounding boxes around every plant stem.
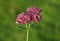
[26,28,29,41]
[26,24,29,41]
[26,24,31,41]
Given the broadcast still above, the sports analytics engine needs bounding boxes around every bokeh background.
[0,0,60,41]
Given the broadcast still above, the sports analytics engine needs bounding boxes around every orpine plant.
[16,7,42,41]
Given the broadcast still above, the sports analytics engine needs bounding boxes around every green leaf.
[31,24,36,27]
[30,22,40,30]
[17,25,27,30]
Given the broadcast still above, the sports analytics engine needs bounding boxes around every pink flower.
[32,14,41,22]
[26,12,41,22]
[16,12,31,24]
[26,7,42,14]
[16,7,42,24]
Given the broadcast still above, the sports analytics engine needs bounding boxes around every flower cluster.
[16,7,42,24]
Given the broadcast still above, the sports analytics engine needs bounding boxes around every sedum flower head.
[26,12,41,22]
[16,7,42,24]
[16,12,31,24]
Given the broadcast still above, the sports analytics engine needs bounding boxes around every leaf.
[17,25,27,30]
[31,22,40,30]
[31,22,37,27]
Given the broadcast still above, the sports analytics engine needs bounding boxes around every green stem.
[26,24,29,41]
[26,24,31,41]
[26,28,29,41]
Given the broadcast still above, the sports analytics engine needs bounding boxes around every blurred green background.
[0,0,60,41]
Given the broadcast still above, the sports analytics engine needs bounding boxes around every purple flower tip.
[26,7,42,14]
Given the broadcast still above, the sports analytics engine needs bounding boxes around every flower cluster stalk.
[26,24,31,41]
[26,24,29,41]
